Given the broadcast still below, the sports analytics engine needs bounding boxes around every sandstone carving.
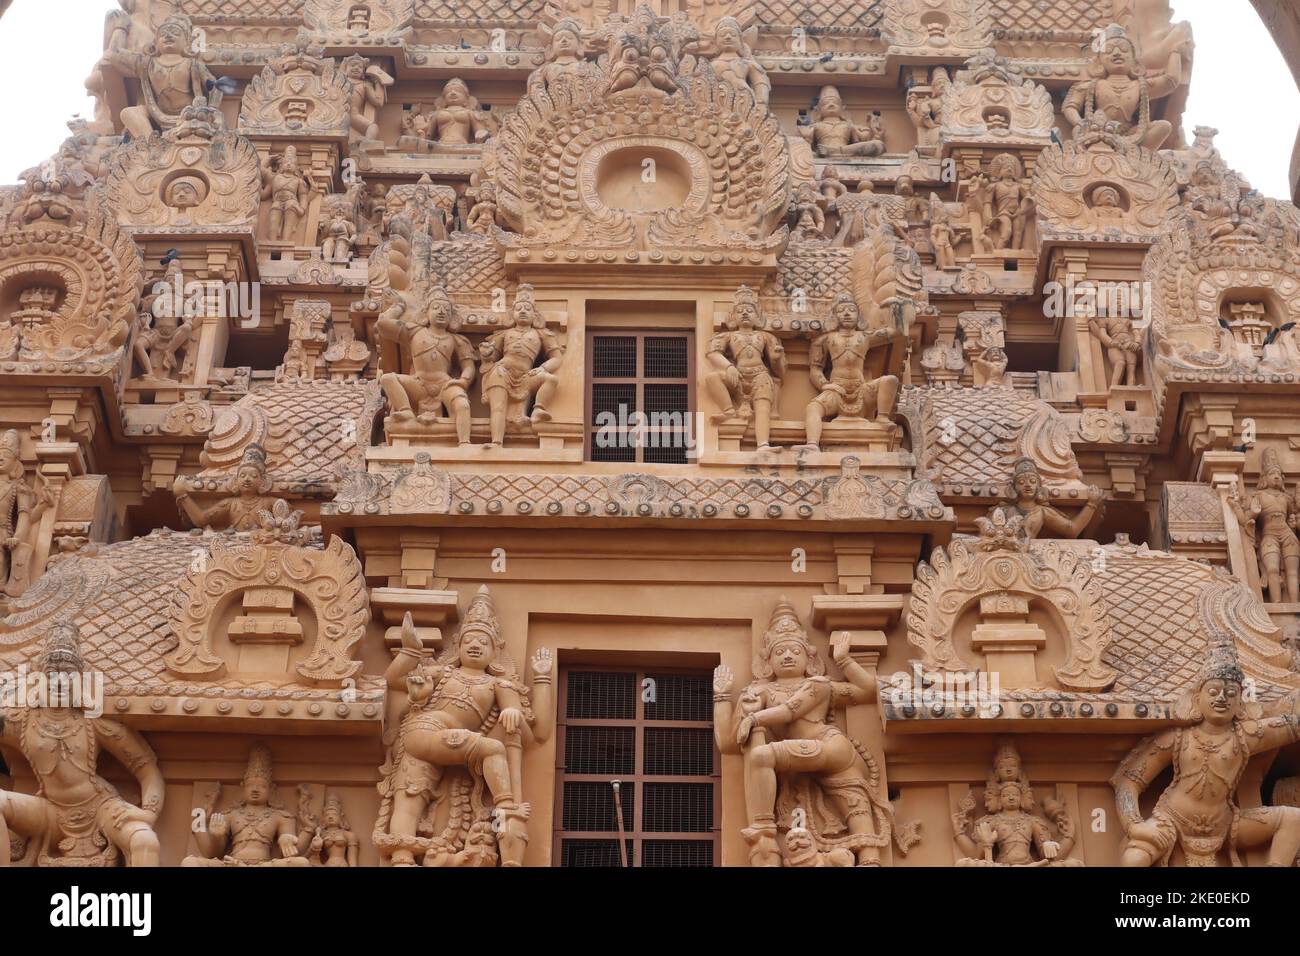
[183,745,311,866]
[705,286,785,450]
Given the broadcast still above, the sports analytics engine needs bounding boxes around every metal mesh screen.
[561,781,635,832]
[643,783,713,833]
[566,671,637,719]
[592,336,637,378]
[641,840,713,867]
[559,839,634,867]
[564,726,636,775]
[643,727,714,776]
[644,336,689,378]
[645,673,712,721]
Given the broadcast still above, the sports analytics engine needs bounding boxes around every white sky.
[0,0,1295,196]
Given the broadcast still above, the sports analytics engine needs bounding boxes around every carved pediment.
[907,538,1118,692]
[304,0,414,41]
[238,43,352,138]
[1032,128,1182,242]
[104,103,262,233]
[0,157,143,365]
[165,532,369,685]
[939,51,1055,144]
[483,8,790,264]
[883,0,992,55]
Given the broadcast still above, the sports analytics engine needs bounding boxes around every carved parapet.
[938,51,1055,153]
[166,531,369,685]
[304,0,414,44]
[237,43,352,141]
[1032,128,1182,247]
[883,0,992,56]
[103,112,262,262]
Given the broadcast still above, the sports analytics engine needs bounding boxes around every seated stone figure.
[799,86,884,158]
[183,745,310,866]
[0,623,165,867]
[477,285,564,448]
[801,292,898,451]
[1112,646,1300,867]
[174,443,278,532]
[713,599,913,866]
[952,741,1082,866]
[374,588,553,867]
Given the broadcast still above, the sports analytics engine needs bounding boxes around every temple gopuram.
[1,0,1300,871]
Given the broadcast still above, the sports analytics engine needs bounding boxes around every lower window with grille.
[554,667,720,867]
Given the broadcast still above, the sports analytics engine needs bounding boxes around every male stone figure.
[260,146,314,243]
[0,623,164,867]
[377,280,477,445]
[801,293,898,451]
[183,744,309,866]
[1089,312,1142,387]
[104,12,222,139]
[0,429,49,598]
[705,286,785,451]
[1111,647,1300,866]
[1228,448,1300,605]
[478,285,564,448]
[978,154,1034,251]
[343,54,395,147]
[375,589,553,866]
[1063,24,1184,149]
[799,85,884,158]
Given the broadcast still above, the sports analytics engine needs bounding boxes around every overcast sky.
[0,0,1295,196]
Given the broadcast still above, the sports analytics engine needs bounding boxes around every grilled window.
[555,668,719,867]
[586,332,694,464]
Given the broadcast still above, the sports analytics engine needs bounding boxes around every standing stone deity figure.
[705,286,786,451]
[905,72,947,150]
[183,745,310,866]
[465,181,498,235]
[1111,648,1300,866]
[260,146,315,243]
[319,198,357,262]
[174,444,278,532]
[477,285,564,448]
[428,78,493,146]
[1062,25,1184,150]
[801,293,899,451]
[930,193,957,269]
[1228,448,1300,605]
[952,741,1082,866]
[995,457,1104,541]
[302,789,359,867]
[705,17,769,107]
[799,86,885,158]
[377,280,477,445]
[1089,312,1142,388]
[103,12,222,139]
[374,589,554,867]
[977,154,1034,251]
[0,429,51,599]
[342,55,395,147]
[713,599,902,866]
[0,623,164,867]
[527,19,590,93]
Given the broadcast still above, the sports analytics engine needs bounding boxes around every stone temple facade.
[0,0,1299,869]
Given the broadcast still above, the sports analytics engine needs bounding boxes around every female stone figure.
[996,457,1104,541]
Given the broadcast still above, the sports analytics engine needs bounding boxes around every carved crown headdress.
[1259,447,1285,483]
[37,622,86,675]
[1200,640,1245,688]
[445,585,520,679]
[754,597,824,678]
[240,443,269,472]
[728,285,763,329]
[243,744,275,784]
[0,428,20,456]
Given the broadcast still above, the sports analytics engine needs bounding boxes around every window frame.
[584,329,696,464]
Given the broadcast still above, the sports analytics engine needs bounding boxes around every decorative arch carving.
[165,534,369,684]
[906,538,1118,692]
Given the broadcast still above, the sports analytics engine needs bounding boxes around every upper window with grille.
[586,331,694,464]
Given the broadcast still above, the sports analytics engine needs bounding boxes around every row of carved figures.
[3,595,1299,867]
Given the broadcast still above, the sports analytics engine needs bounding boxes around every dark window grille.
[555,666,719,867]
[586,330,694,464]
